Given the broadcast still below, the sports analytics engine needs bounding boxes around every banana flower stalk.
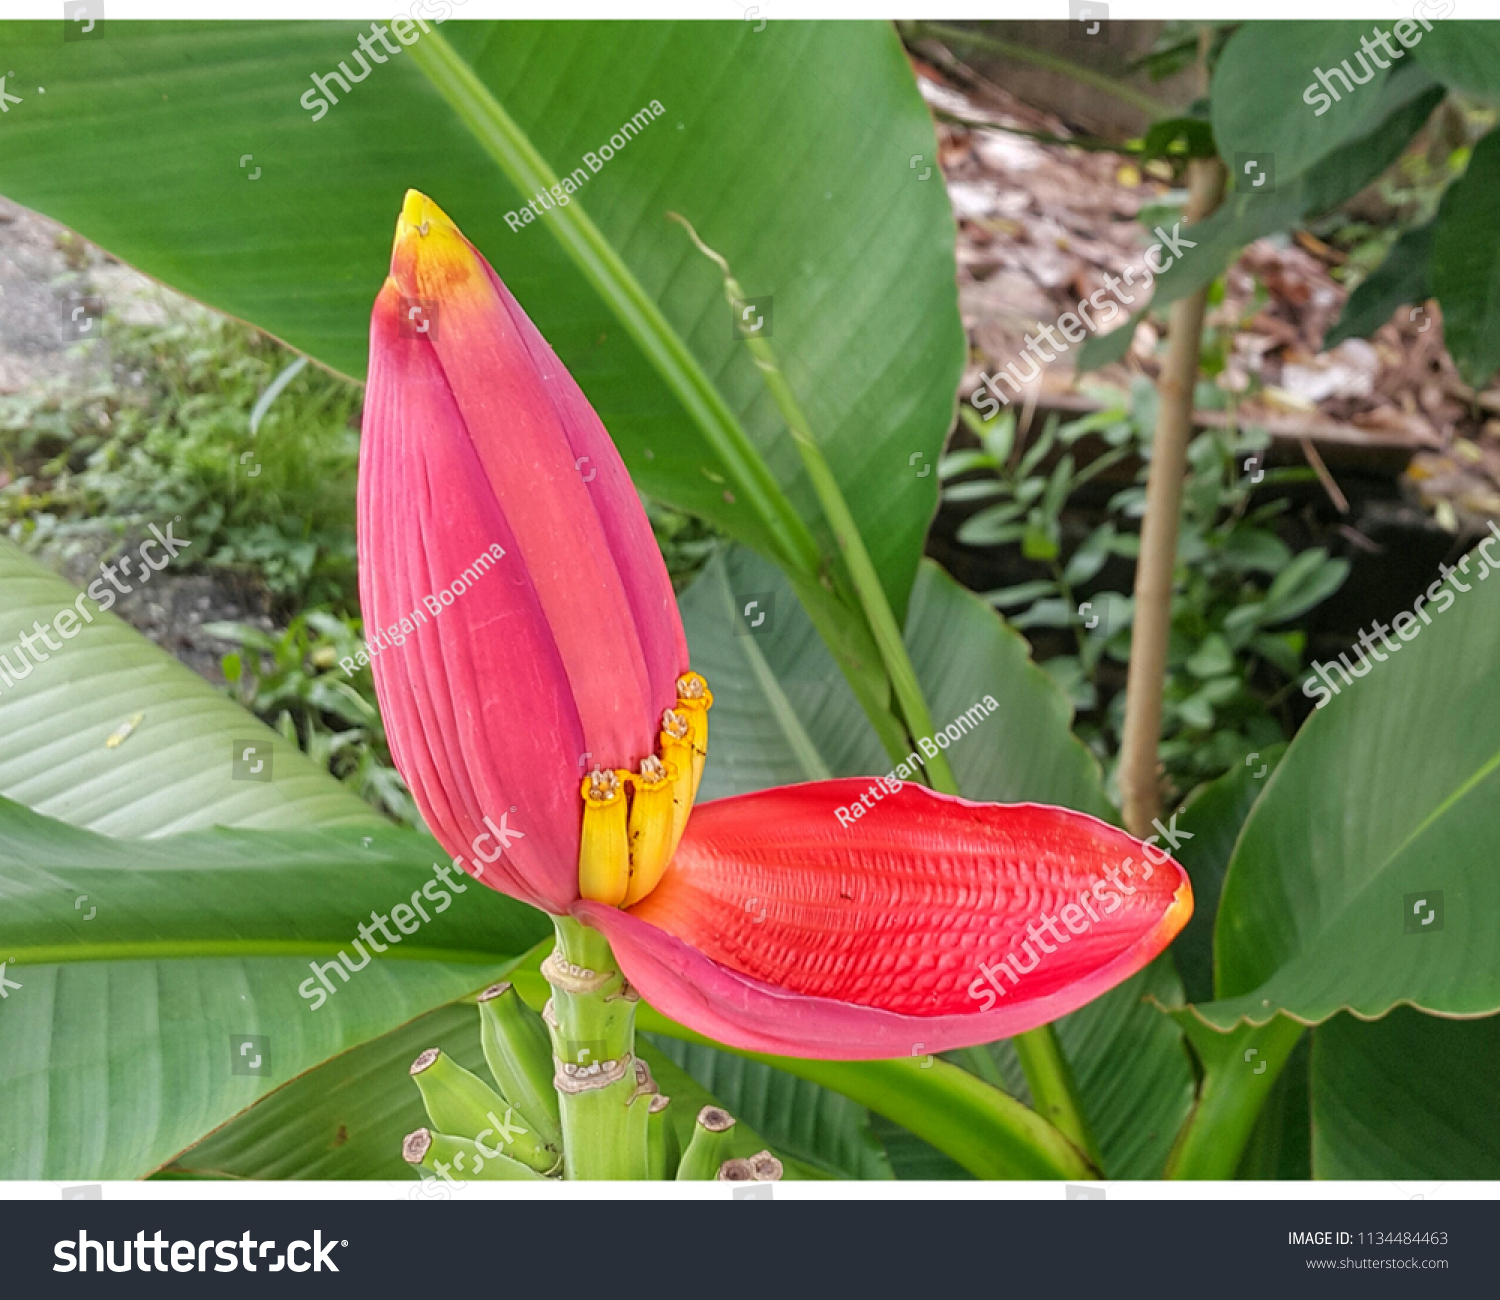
[360,192,1191,1176]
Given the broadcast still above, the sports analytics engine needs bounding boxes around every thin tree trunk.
[1117,157,1226,839]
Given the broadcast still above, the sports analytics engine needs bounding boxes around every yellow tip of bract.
[388,190,481,307]
[1167,875,1195,931]
[395,189,460,249]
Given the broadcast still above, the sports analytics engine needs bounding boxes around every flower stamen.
[577,675,713,908]
[672,673,713,801]
[578,767,630,905]
[622,753,679,907]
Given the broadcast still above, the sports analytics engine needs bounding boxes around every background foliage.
[0,18,1496,1181]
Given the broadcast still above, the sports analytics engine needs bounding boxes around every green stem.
[959,1045,1008,1090]
[929,108,1147,155]
[1012,1027,1103,1169]
[511,961,1095,1180]
[1166,1017,1305,1179]
[545,917,651,1179]
[759,358,957,793]
[789,569,913,763]
[667,213,957,794]
[637,1004,1095,1181]
[1009,1040,1095,1177]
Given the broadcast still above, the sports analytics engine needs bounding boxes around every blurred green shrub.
[209,611,419,827]
[0,307,362,609]
[942,388,1348,803]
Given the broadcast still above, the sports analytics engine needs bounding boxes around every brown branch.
[1299,435,1349,515]
[1117,157,1226,839]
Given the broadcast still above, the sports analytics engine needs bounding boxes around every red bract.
[358,191,1192,1059]
[358,191,685,915]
